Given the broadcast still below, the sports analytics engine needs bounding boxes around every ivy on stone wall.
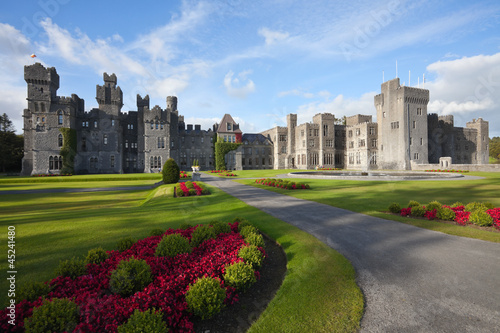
[215,141,240,170]
[59,128,77,174]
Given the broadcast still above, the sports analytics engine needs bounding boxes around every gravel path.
[203,175,500,333]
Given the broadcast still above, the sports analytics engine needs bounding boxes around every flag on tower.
[30,54,37,58]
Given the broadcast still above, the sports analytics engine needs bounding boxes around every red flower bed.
[31,173,72,177]
[317,168,342,171]
[424,169,469,173]
[1,223,264,332]
[178,182,207,197]
[255,178,309,190]
[179,171,190,179]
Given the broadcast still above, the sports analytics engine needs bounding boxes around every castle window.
[413,153,419,160]
[111,156,115,168]
[356,129,360,136]
[227,123,232,130]
[58,111,63,125]
[90,157,98,169]
[360,139,365,147]
[303,140,305,147]
[125,140,128,148]
[348,130,352,137]
[262,158,266,165]
[412,121,416,129]
[49,156,54,169]
[42,117,45,122]
[349,141,354,148]
[323,125,328,136]
[248,158,252,165]
[150,122,154,130]
[160,123,164,130]
[270,157,273,165]
[201,137,204,143]
[103,135,108,145]
[369,127,375,135]
[417,108,422,115]
[371,139,377,148]
[34,103,39,112]
[171,141,174,148]
[314,129,319,136]
[383,112,386,118]
[58,134,63,147]
[112,120,115,126]
[82,137,86,150]
[242,158,245,166]
[279,134,287,142]
[370,153,377,165]
[301,130,304,137]
[156,122,159,130]
[310,140,315,147]
[281,146,287,153]
[410,137,412,145]
[41,103,45,112]
[420,138,423,145]
[158,156,161,168]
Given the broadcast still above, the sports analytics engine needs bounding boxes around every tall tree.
[0,113,24,172]
[489,137,500,160]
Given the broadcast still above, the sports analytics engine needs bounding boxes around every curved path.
[203,175,500,332]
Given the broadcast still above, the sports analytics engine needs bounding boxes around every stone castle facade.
[21,64,489,175]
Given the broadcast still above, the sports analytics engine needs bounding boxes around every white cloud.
[223,70,256,99]
[425,53,500,135]
[258,27,290,45]
[278,89,331,99]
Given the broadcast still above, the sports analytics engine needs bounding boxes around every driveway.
[203,175,500,332]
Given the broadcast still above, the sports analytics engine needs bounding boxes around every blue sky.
[1,0,500,136]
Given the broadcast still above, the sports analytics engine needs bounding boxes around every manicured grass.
[0,181,363,332]
[237,171,500,243]
[0,173,162,184]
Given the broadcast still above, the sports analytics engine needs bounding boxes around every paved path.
[203,175,500,333]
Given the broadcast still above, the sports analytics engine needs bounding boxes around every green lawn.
[202,169,304,178]
[0,179,362,332]
[236,171,500,243]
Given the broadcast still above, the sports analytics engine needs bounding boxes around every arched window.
[58,134,63,147]
[58,111,63,125]
[103,135,108,145]
[82,137,86,150]
[150,156,154,168]
[156,121,159,130]
[154,156,158,168]
[58,156,63,170]
[49,156,54,169]
[158,156,161,168]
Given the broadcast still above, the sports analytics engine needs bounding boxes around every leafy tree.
[0,113,23,172]
[489,137,500,160]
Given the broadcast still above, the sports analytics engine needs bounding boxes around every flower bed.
[317,168,342,171]
[179,171,191,179]
[424,169,469,173]
[31,173,73,177]
[1,222,265,332]
[255,178,310,190]
[177,181,209,197]
[394,201,500,230]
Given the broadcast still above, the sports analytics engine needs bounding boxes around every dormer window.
[227,123,232,130]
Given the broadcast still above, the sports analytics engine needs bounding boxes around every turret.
[96,72,123,115]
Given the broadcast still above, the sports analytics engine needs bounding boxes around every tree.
[489,137,500,161]
[162,158,180,184]
[0,113,23,172]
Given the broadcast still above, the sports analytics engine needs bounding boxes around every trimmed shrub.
[176,187,185,197]
[185,277,226,320]
[451,201,465,208]
[188,189,197,196]
[24,298,79,333]
[85,247,108,265]
[388,203,401,214]
[236,219,252,232]
[238,245,264,268]
[116,237,135,252]
[162,158,180,184]
[408,200,421,208]
[155,233,192,258]
[223,261,257,291]
[245,232,265,248]
[184,181,194,189]
[201,188,210,195]
[55,257,86,279]
[17,281,51,303]
[150,228,165,237]
[240,225,259,238]
[410,205,426,217]
[484,202,495,209]
[117,309,169,333]
[465,202,488,213]
[436,207,455,221]
[469,210,493,227]
[179,222,193,230]
[109,257,152,297]
[212,222,231,235]
[190,225,216,247]
[426,201,442,212]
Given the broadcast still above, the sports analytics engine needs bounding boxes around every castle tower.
[375,78,429,170]
[466,118,489,164]
[96,73,123,115]
[166,96,178,111]
[286,114,297,168]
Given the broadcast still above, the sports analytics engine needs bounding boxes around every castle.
[20,63,489,175]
